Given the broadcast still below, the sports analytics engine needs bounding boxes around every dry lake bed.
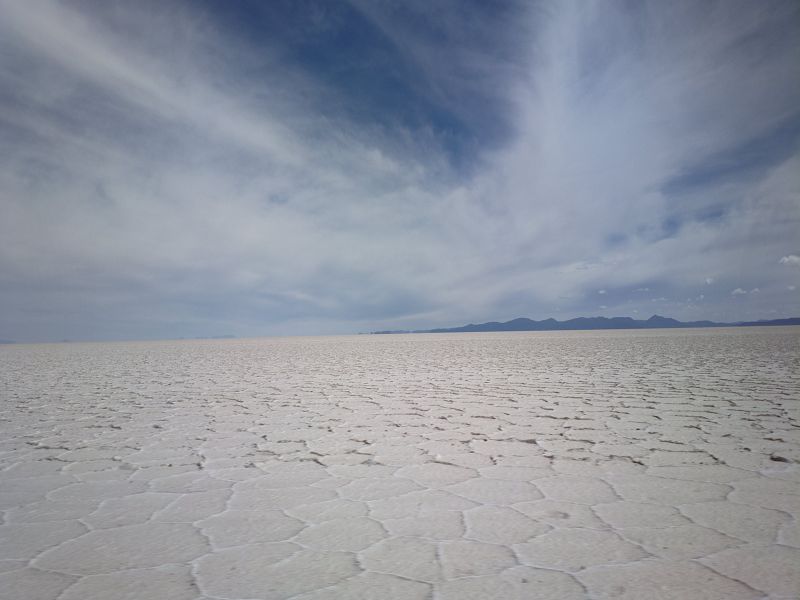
[1,327,798,599]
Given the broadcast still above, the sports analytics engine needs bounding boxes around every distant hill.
[372,315,800,334]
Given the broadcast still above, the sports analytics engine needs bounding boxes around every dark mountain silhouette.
[372,315,800,334]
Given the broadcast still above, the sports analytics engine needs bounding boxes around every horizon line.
[2,313,799,345]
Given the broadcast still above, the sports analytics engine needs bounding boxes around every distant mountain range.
[372,315,800,334]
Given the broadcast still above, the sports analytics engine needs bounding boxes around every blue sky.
[0,0,798,341]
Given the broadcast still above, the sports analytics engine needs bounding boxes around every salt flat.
[1,327,798,599]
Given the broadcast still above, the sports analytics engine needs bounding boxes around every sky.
[0,0,799,342]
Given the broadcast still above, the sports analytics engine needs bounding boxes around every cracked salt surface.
[1,327,798,599]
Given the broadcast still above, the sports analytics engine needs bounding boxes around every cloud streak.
[0,0,798,341]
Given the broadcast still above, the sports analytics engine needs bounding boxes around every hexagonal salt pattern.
[1,327,798,598]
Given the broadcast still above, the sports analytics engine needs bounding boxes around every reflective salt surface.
[1,327,798,599]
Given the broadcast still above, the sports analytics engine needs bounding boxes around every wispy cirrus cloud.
[0,0,798,341]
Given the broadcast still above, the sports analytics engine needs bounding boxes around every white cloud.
[731,288,747,295]
[0,0,798,340]
[779,255,800,266]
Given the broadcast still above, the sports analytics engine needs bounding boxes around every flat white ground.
[1,327,798,599]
